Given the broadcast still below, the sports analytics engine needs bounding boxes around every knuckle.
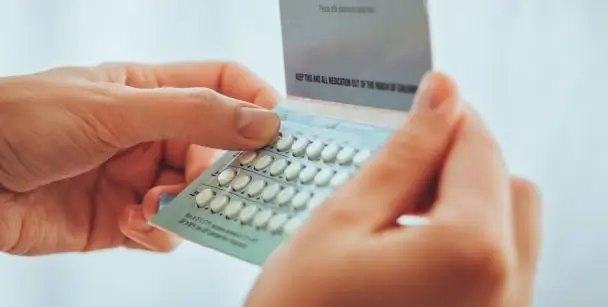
[99,62,155,87]
[442,225,512,285]
[97,62,129,83]
[188,88,220,105]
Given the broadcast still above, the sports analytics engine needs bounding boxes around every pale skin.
[0,62,541,307]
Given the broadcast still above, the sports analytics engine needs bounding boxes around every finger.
[162,140,190,169]
[154,168,184,186]
[98,85,280,149]
[432,105,511,230]
[317,71,462,230]
[411,174,439,214]
[98,61,280,109]
[140,184,186,220]
[119,204,182,253]
[510,177,542,269]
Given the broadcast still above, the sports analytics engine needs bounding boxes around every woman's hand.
[0,61,280,254]
[245,72,542,307]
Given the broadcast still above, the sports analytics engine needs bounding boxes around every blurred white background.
[1,0,607,306]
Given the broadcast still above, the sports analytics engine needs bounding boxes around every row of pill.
[199,172,328,210]
[235,154,351,187]
[194,189,304,234]
[272,133,372,166]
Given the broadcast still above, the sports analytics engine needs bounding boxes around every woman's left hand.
[0,61,280,254]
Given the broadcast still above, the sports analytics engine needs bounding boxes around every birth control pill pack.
[150,0,431,265]
[150,106,393,264]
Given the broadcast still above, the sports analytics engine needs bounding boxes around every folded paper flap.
[279,0,432,111]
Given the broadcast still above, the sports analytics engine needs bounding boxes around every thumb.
[102,86,280,149]
[318,71,462,231]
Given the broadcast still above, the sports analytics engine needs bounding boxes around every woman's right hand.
[245,72,542,307]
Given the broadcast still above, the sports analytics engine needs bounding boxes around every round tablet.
[276,134,295,152]
[269,159,288,176]
[209,195,230,212]
[353,149,372,167]
[276,186,296,206]
[223,200,244,218]
[238,151,257,165]
[253,209,273,228]
[261,183,282,202]
[247,179,266,197]
[254,155,273,170]
[336,146,357,164]
[268,213,289,233]
[283,217,304,234]
[217,168,236,186]
[231,175,251,191]
[291,138,309,156]
[330,172,350,188]
[238,205,258,223]
[284,162,303,180]
[299,166,319,183]
[291,191,311,210]
[321,144,340,162]
[314,168,334,186]
[195,189,215,208]
[306,141,325,159]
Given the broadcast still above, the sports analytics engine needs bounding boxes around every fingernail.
[158,193,177,211]
[128,209,152,232]
[236,107,280,141]
[412,72,458,111]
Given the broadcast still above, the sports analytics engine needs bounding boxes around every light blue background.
[1,0,606,306]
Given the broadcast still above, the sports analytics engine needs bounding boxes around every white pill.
[231,175,251,191]
[209,195,230,212]
[284,162,303,180]
[321,144,340,162]
[330,172,350,188]
[299,166,319,183]
[238,205,258,223]
[309,193,328,209]
[195,189,215,208]
[238,151,257,165]
[224,200,244,218]
[283,217,304,234]
[276,186,296,205]
[314,168,334,186]
[217,168,236,186]
[261,183,282,202]
[291,191,311,210]
[253,209,273,228]
[269,159,288,176]
[291,138,309,156]
[254,155,273,170]
[268,213,289,233]
[247,180,266,197]
[306,141,325,159]
[353,149,372,167]
[276,134,295,152]
[336,146,357,164]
